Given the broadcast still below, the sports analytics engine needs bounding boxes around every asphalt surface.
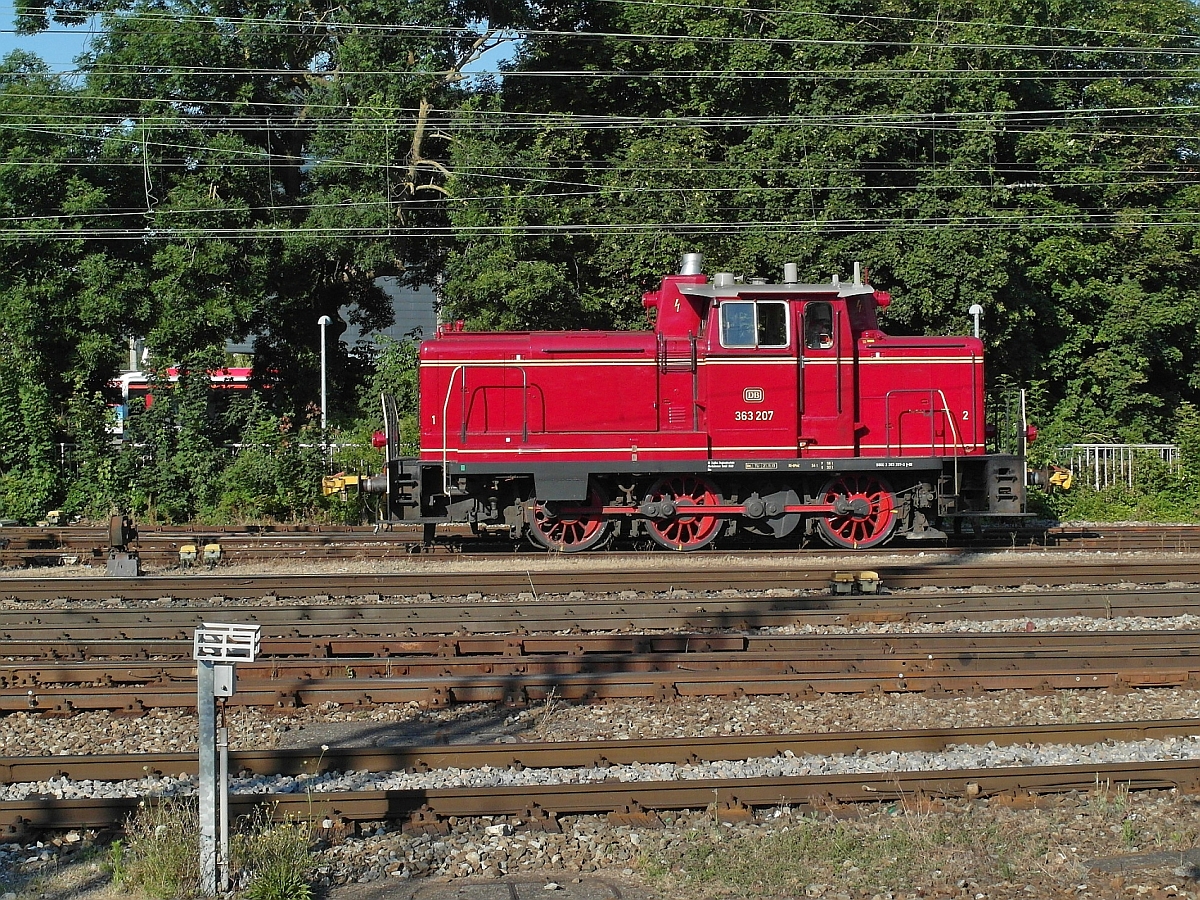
[325,872,659,900]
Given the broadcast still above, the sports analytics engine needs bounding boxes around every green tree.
[50,0,534,423]
[0,51,143,520]
[443,0,1200,446]
[213,398,327,522]
[121,351,232,522]
[2,0,532,520]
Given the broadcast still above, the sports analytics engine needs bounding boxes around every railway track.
[3,719,1195,783]
[3,628,1199,662]
[5,758,1200,835]
[3,629,1200,664]
[5,556,1200,603]
[0,584,1197,640]
[2,581,1199,710]
[4,555,1200,860]
[4,719,1200,835]
[4,523,1200,568]
[5,630,1200,711]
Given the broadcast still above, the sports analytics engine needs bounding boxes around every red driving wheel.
[644,474,724,551]
[816,474,897,549]
[528,486,610,552]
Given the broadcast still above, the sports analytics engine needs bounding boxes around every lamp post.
[968,304,983,339]
[317,315,331,430]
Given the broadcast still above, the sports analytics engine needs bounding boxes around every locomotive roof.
[676,281,877,300]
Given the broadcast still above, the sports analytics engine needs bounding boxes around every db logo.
[743,387,765,403]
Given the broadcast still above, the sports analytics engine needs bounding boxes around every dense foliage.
[2,0,1200,522]
[444,0,1200,448]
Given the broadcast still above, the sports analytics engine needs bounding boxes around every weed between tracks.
[234,808,317,900]
[106,798,316,900]
[640,803,1011,897]
[635,791,1200,898]
[7,786,1200,899]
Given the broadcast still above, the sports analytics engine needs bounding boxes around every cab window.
[721,302,756,347]
[804,302,835,350]
[720,301,789,349]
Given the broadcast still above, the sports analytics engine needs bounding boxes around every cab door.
[799,299,856,456]
[705,297,799,459]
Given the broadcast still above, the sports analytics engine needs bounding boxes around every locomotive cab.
[649,264,986,467]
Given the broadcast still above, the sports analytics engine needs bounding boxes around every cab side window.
[805,302,834,350]
[757,302,787,347]
[721,302,756,347]
[720,300,789,349]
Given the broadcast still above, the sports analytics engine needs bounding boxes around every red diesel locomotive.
[369,253,1027,550]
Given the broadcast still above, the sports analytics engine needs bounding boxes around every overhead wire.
[2,101,1198,227]
[1,209,1199,241]
[4,100,1200,127]
[6,169,1200,220]
[585,0,1200,43]
[15,65,1200,79]
[1,2,1198,240]
[4,4,1200,59]
[5,0,1200,44]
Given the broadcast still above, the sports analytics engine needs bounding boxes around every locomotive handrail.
[544,347,646,354]
[441,365,465,496]
[936,389,965,456]
[882,388,967,502]
[883,389,968,459]
[935,388,965,496]
[656,332,698,373]
[440,364,530,497]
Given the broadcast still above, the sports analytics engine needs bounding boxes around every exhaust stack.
[679,252,704,276]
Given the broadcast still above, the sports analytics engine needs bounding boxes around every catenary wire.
[5,11,1200,57]
[1,212,1199,241]
[6,0,1200,45]
[6,173,1200,224]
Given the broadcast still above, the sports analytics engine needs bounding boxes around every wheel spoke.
[529,486,610,552]
[645,475,723,551]
[817,475,897,549]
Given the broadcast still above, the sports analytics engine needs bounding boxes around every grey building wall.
[225,279,438,357]
[347,279,439,347]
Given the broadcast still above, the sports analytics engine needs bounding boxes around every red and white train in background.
[359,252,1030,550]
[107,367,254,436]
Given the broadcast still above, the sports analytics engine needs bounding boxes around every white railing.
[1060,443,1179,490]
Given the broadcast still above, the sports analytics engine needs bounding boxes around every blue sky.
[0,4,92,70]
[0,8,515,74]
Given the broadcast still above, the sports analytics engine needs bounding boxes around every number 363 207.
[735,410,775,422]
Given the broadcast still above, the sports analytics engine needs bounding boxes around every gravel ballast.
[3,552,1200,899]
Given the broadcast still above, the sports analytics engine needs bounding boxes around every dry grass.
[638,804,1020,897]
[6,789,1200,900]
[636,790,1200,899]
[0,799,318,900]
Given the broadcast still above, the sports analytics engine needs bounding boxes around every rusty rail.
[1,629,1199,662]
[3,719,1197,784]
[6,631,1200,712]
[5,758,1200,835]
[0,586,1198,642]
[4,559,1200,603]
[5,523,1200,568]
